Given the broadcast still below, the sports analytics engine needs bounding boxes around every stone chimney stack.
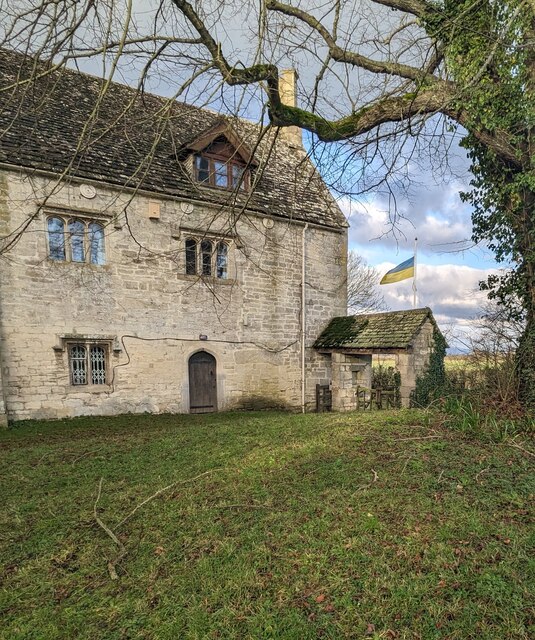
[278,69,302,148]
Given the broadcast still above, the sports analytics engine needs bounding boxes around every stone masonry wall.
[331,353,372,412]
[0,169,347,421]
[396,318,435,407]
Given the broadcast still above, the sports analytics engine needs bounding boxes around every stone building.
[315,308,445,409]
[0,49,348,423]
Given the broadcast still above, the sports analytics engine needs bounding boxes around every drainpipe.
[301,223,308,413]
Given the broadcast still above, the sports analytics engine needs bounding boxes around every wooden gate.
[316,384,332,412]
[188,351,217,413]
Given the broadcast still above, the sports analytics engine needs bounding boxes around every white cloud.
[375,262,500,351]
[342,181,474,255]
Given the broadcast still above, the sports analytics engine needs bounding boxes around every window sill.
[47,259,110,270]
[67,385,113,394]
[176,274,236,285]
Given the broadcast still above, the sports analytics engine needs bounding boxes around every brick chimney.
[278,69,302,148]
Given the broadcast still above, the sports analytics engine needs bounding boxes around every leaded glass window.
[231,164,245,189]
[185,238,197,275]
[90,346,107,384]
[216,242,228,279]
[70,345,87,385]
[184,236,230,279]
[47,217,65,261]
[69,219,85,262]
[89,222,105,265]
[213,160,227,187]
[201,240,213,276]
[69,343,108,386]
[47,216,106,265]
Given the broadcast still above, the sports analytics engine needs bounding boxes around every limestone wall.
[0,169,347,421]
[331,353,372,412]
[396,318,435,406]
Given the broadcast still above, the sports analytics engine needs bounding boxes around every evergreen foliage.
[372,365,401,408]
[411,329,448,407]
[423,0,535,408]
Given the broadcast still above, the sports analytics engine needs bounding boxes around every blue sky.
[339,165,501,349]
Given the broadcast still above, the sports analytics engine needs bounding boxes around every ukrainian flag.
[380,256,415,285]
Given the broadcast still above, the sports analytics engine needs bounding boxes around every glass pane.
[185,239,197,275]
[88,222,105,265]
[201,240,212,276]
[216,242,228,279]
[231,164,245,189]
[195,155,209,183]
[70,345,87,385]
[214,160,228,187]
[69,219,85,262]
[47,217,65,261]
[90,346,107,384]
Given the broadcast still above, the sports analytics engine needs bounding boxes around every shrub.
[371,365,401,408]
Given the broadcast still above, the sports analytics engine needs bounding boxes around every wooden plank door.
[188,351,217,413]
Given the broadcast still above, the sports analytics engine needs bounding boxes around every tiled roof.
[314,308,440,350]
[0,48,347,229]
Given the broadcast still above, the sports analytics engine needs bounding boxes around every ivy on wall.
[410,329,448,408]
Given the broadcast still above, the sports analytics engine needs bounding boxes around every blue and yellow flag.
[380,256,415,285]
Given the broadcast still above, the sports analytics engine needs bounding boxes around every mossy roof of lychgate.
[314,308,441,350]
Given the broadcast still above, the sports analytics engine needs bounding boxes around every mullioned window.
[47,216,106,265]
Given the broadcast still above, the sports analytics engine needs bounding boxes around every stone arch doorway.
[188,351,218,413]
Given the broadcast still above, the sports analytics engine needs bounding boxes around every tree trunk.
[516,193,535,411]
[519,11,535,410]
[516,310,535,411]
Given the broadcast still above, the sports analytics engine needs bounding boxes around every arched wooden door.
[188,351,217,413]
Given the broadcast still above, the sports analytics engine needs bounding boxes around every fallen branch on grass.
[354,468,380,492]
[397,435,443,442]
[400,456,412,475]
[212,503,270,510]
[115,468,223,530]
[71,447,104,465]
[93,477,126,580]
[93,468,222,580]
[505,442,535,458]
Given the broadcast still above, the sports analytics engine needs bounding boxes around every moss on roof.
[314,308,440,350]
[0,48,347,229]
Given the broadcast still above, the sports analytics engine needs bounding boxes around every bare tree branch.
[267,0,439,82]
[167,0,520,166]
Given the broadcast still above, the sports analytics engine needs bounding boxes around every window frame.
[194,153,249,191]
[46,214,106,265]
[183,236,230,280]
[67,341,111,387]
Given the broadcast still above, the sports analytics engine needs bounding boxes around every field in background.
[372,354,476,371]
[1,411,532,639]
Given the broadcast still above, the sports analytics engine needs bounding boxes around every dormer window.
[191,133,250,191]
[194,154,248,191]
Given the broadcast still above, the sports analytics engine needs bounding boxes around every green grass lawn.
[1,410,533,639]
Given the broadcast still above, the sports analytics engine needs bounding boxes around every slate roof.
[0,48,346,229]
[314,308,441,350]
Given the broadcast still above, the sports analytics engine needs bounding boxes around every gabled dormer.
[185,122,257,192]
